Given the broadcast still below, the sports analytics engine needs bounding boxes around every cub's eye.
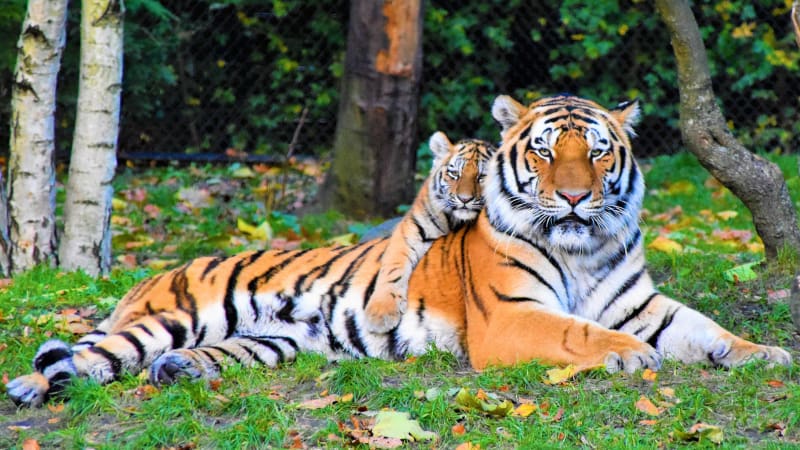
[535,148,552,159]
[447,170,459,180]
[477,174,486,182]
[589,148,605,158]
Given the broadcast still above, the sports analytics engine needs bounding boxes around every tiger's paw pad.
[711,340,792,368]
[6,372,49,408]
[604,346,662,374]
[364,289,407,334]
[150,351,214,385]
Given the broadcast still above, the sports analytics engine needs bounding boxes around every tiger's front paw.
[364,287,407,334]
[604,343,662,374]
[709,337,792,368]
[150,350,218,385]
[6,372,49,407]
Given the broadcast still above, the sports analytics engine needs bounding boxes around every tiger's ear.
[429,131,453,161]
[492,95,526,134]
[610,99,641,137]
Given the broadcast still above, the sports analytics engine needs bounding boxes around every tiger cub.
[364,132,495,332]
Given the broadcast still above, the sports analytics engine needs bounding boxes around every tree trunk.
[7,0,70,273]
[58,0,124,276]
[0,172,11,277]
[655,0,800,260]
[321,0,423,218]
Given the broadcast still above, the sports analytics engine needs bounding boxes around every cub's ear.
[491,95,526,134]
[610,99,641,137]
[429,131,453,161]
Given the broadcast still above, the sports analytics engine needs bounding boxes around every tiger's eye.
[589,148,604,158]
[536,148,552,159]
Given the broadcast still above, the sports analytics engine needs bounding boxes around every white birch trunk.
[7,0,70,273]
[58,0,124,276]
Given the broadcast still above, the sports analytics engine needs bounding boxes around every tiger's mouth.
[554,213,592,227]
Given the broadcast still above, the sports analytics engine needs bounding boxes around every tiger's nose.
[457,193,474,204]
[556,190,590,206]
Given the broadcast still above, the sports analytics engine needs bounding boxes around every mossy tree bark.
[58,0,124,276]
[655,0,800,261]
[322,0,423,218]
[7,0,70,273]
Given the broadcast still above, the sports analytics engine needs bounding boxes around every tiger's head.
[486,94,643,252]
[428,132,496,223]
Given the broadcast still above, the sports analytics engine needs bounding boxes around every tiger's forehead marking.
[525,104,613,152]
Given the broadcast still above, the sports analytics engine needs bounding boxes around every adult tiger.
[364,132,495,333]
[7,95,791,408]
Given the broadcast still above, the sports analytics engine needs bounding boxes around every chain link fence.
[3,0,798,161]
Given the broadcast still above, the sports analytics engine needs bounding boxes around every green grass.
[1,154,799,448]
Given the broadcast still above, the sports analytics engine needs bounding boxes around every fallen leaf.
[455,443,480,450]
[716,210,738,220]
[641,368,658,382]
[767,289,790,302]
[327,233,357,246]
[648,236,683,254]
[47,418,60,424]
[722,260,762,283]
[237,218,273,242]
[673,422,723,444]
[513,403,538,417]
[544,364,579,384]
[297,394,339,410]
[452,423,466,436]
[372,411,436,441]
[365,436,404,449]
[665,180,696,195]
[634,395,660,416]
[658,387,677,400]
[47,403,64,413]
[712,229,752,244]
[550,407,565,422]
[766,379,785,388]
[639,419,658,426]
[22,438,40,450]
[339,393,354,403]
[209,378,223,391]
[454,388,514,417]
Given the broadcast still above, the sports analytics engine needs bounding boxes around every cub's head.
[486,94,643,252]
[428,132,496,223]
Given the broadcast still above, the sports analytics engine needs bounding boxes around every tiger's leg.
[468,301,661,372]
[149,336,299,384]
[611,293,792,367]
[6,313,193,407]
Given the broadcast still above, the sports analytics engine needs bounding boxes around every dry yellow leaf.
[634,395,660,416]
[648,236,683,254]
[641,368,658,382]
[716,210,738,221]
[513,403,538,417]
[544,364,579,385]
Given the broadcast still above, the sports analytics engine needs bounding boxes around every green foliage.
[421,0,800,155]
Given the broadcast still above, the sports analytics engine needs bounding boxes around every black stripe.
[572,113,598,125]
[345,311,368,356]
[293,245,361,295]
[416,297,426,323]
[264,335,299,351]
[490,285,542,303]
[411,216,434,242]
[509,146,527,194]
[88,346,123,376]
[34,346,72,372]
[276,294,296,323]
[155,315,187,349]
[502,258,559,299]
[223,251,265,337]
[133,323,154,337]
[645,307,679,348]
[248,248,313,321]
[236,341,264,364]
[118,331,147,365]
[362,271,379,307]
[248,337,286,363]
[608,292,659,330]
[326,242,377,319]
[46,371,73,397]
[198,348,223,370]
[464,241,487,318]
[210,345,241,363]
[599,269,645,316]
[200,257,224,280]
[170,267,199,336]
